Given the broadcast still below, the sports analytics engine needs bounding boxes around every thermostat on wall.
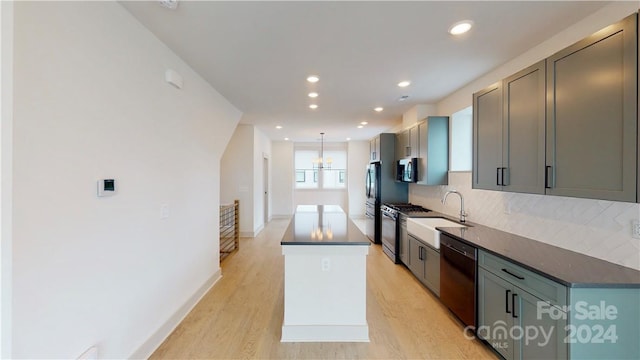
[97,179,116,197]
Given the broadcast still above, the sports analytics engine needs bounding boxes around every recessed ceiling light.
[357,125,363,129]
[374,107,383,112]
[449,20,473,35]
[307,75,319,83]
[346,137,351,141]
[276,125,282,129]
[309,104,318,109]
[360,121,368,125]
[284,137,290,141]
[308,92,318,98]
[398,81,411,88]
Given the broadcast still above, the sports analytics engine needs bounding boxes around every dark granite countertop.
[281,205,371,246]
[410,212,640,288]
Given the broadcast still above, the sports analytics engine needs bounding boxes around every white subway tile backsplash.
[409,172,640,270]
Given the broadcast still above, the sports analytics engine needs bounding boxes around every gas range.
[380,203,431,264]
[381,203,431,218]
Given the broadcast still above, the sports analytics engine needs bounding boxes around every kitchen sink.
[406,218,467,249]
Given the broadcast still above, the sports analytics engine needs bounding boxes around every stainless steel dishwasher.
[440,233,477,328]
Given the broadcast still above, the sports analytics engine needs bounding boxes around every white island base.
[281,244,370,342]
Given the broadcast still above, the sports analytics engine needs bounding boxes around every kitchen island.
[280,205,370,342]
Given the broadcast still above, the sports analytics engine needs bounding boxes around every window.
[294,146,347,189]
[450,106,472,171]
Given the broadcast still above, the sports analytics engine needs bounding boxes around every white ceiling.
[122,1,608,142]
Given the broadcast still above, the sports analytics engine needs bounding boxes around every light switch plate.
[632,220,640,239]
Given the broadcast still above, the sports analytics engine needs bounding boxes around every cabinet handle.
[418,246,423,260]
[496,168,501,186]
[505,289,511,314]
[512,293,519,318]
[502,268,525,280]
[501,167,508,186]
[406,146,411,157]
[545,166,553,188]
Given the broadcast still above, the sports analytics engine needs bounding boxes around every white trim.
[129,270,222,359]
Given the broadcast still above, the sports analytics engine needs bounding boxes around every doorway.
[263,157,269,224]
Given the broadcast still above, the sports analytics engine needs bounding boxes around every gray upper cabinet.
[395,127,419,160]
[474,13,638,202]
[370,136,380,162]
[417,117,449,185]
[473,61,545,194]
[473,82,503,191]
[546,13,637,202]
[502,61,546,194]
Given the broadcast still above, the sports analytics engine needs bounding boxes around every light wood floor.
[151,219,498,359]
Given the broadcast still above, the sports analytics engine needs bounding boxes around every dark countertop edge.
[280,241,371,246]
[436,226,640,289]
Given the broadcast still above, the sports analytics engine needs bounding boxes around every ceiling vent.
[159,0,178,10]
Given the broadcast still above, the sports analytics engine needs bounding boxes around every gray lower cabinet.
[478,249,640,359]
[478,267,567,360]
[407,234,440,296]
[399,215,409,266]
[545,13,637,202]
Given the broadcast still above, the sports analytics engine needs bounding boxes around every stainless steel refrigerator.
[365,134,408,243]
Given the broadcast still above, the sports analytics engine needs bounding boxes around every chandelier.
[313,132,332,169]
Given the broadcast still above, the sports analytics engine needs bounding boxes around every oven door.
[380,208,398,263]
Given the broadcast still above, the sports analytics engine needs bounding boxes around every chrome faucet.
[442,190,467,223]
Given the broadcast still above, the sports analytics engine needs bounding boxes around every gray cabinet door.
[409,126,419,158]
[395,132,406,161]
[407,235,425,279]
[423,245,440,296]
[516,290,567,360]
[546,14,637,202]
[473,82,503,191]
[477,267,515,360]
[399,219,409,266]
[417,117,449,186]
[502,61,546,194]
[370,136,381,161]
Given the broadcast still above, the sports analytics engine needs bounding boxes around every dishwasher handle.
[441,238,476,260]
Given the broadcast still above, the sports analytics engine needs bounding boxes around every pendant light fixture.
[313,132,332,170]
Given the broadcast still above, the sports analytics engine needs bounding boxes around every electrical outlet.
[632,220,640,239]
[321,257,331,272]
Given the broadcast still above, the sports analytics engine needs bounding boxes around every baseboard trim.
[270,214,292,220]
[129,269,222,359]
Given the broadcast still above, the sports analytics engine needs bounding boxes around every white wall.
[1,2,14,357]
[271,141,294,217]
[221,125,254,236]
[347,141,369,217]
[220,125,272,236]
[11,2,241,358]
[418,2,640,271]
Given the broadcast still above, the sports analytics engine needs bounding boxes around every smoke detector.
[159,0,178,10]
[397,95,409,102]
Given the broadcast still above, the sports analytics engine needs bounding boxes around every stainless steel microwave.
[396,158,418,183]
